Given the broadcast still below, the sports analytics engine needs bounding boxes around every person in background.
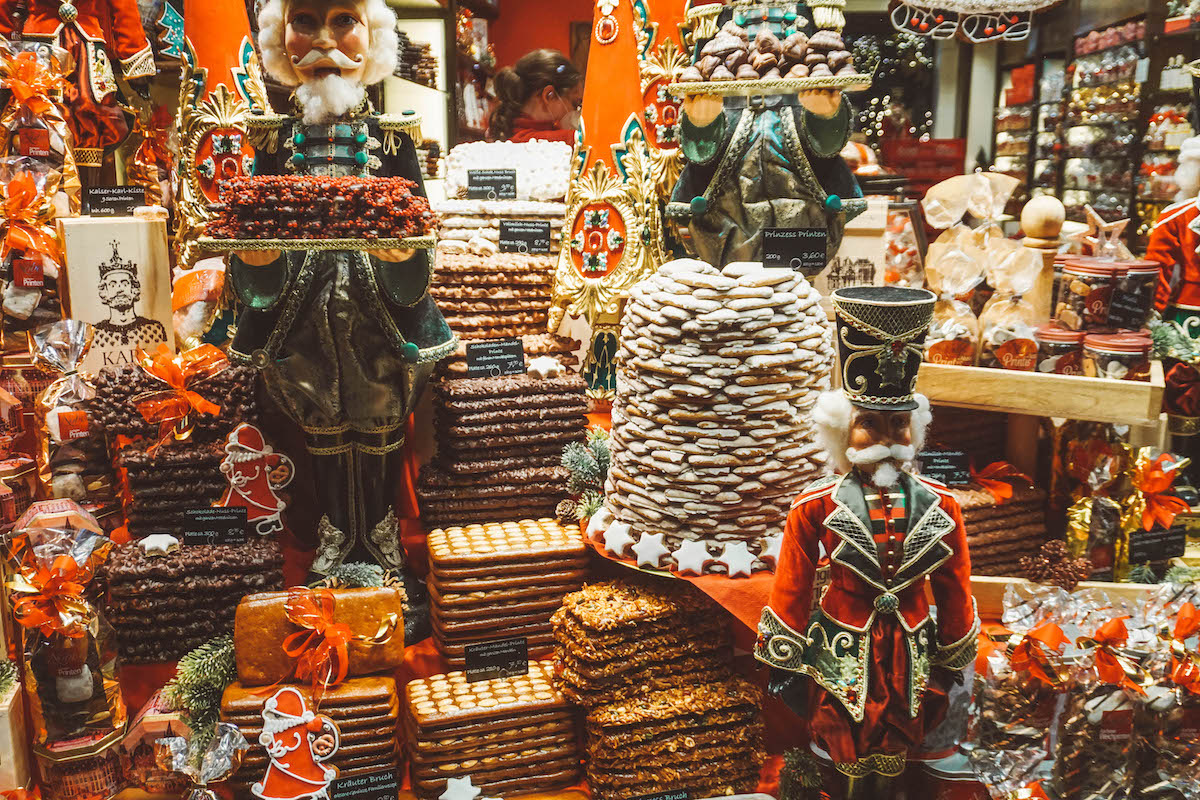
[487,49,583,144]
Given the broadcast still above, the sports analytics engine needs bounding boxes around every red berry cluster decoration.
[1019,539,1092,591]
[208,175,436,240]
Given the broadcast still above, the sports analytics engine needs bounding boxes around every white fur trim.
[1177,136,1200,204]
[257,0,398,88]
[813,391,852,474]
[911,393,932,452]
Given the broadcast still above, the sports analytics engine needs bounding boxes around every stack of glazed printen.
[102,538,283,663]
[404,661,581,798]
[417,372,588,526]
[427,518,588,667]
[950,482,1048,576]
[222,678,401,791]
[551,579,734,707]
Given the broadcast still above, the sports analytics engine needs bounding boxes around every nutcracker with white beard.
[229,0,455,643]
[755,286,978,800]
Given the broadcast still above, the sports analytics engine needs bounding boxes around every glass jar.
[1082,332,1152,381]
[1107,259,1161,330]
[1035,324,1085,375]
[1055,258,1126,331]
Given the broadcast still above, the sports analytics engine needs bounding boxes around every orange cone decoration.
[550,0,695,406]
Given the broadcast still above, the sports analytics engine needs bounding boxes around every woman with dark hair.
[487,48,583,144]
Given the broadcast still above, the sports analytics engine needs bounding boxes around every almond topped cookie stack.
[403,661,582,798]
[426,518,589,667]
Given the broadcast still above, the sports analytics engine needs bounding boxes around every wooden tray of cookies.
[668,73,871,98]
[196,234,436,253]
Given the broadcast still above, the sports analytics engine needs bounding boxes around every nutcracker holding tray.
[214,0,456,642]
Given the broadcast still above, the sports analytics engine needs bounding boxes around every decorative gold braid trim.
[197,235,435,252]
[120,45,156,79]
[834,752,906,778]
[308,442,353,455]
[754,606,809,671]
[302,423,352,435]
[379,113,424,132]
[75,147,103,167]
[843,392,916,406]
[933,600,980,670]
[669,74,871,98]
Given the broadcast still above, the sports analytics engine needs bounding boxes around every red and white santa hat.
[260,687,315,737]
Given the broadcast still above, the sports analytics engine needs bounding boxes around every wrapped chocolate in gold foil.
[0,41,80,215]
[122,103,174,209]
[1067,495,1123,582]
[32,320,107,503]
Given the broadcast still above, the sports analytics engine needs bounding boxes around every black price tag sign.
[630,792,690,800]
[499,219,552,254]
[466,169,517,200]
[919,450,972,487]
[84,186,144,217]
[182,506,248,545]
[1129,522,1188,565]
[465,338,526,379]
[331,769,398,800]
[464,637,529,683]
[763,228,826,276]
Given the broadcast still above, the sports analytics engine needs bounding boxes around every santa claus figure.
[231,0,455,642]
[0,0,155,168]
[252,687,339,800]
[755,286,977,800]
[216,423,294,536]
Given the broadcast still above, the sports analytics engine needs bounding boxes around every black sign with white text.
[464,637,529,683]
[466,169,517,200]
[919,450,972,487]
[499,219,552,254]
[84,186,144,216]
[763,227,826,276]
[465,338,526,379]
[1129,522,1189,564]
[330,769,399,800]
[182,506,248,545]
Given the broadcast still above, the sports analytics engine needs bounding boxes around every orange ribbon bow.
[7,554,93,638]
[2,50,64,117]
[281,588,396,704]
[1079,617,1145,695]
[1007,622,1069,687]
[1132,451,1190,532]
[971,461,1033,505]
[133,344,228,456]
[2,171,60,263]
[1167,602,1200,694]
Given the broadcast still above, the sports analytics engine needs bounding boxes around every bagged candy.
[5,499,124,745]
[968,746,1048,800]
[0,41,79,215]
[32,320,110,504]
[979,242,1043,371]
[0,158,65,359]
[924,224,985,365]
[972,621,1070,751]
[1133,602,1200,799]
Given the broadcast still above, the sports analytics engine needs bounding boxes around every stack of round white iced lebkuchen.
[588,259,833,576]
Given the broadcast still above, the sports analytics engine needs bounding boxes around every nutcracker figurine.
[0,0,156,168]
[231,0,455,641]
[755,286,978,799]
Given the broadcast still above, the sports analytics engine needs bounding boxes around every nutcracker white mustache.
[291,47,365,69]
[845,444,914,489]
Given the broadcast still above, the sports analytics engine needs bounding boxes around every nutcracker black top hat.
[831,285,936,411]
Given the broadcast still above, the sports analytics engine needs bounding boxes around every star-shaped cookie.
[717,541,755,578]
[139,533,180,558]
[631,531,669,568]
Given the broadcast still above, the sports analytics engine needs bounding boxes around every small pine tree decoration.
[0,660,16,697]
[559,428,611,522]
[322,562,385,588]
[164,634,236,754]
[1165,564,1200,584]
[1126,562,1159,585]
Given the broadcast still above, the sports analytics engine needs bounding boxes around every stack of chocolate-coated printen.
[950,482,1047,576]
[222,587,408,790]
[926,404,1009,468]
[431,250,557,340]
[114,440,227,538]
[404,661,581,798]
[426,518,588,667]
[222,678,401,792]
[417,372,588,526]
[552,579,763,799]
[102,538,283,663]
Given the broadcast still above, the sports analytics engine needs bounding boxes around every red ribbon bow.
[2,50,64,117]
[7,554,92,638]
[133,344,228,456]
[2,171,60,263]
[1132,452,1189,532]
[282,588,355,702]
[971,461,1033,505]
[1166,363,1200,417]
[1083,617,1145,695]
[1007,622,1069,686]
[1169,602,1200,694]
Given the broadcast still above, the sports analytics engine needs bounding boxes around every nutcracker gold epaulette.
[246,111,289,153]
[791,474,837,508]
[380,113,422,153]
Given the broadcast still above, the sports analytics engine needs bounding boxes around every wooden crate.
[967,575,1157,621]
[915,361,1165,426]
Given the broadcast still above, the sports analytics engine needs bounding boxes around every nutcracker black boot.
[305,434,356,581]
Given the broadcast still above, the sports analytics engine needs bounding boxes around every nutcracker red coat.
[0,0,155,165]
[757,470,978,771]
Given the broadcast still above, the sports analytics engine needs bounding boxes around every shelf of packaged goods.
[965,576,1157,620]
[914,360,1164,426]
